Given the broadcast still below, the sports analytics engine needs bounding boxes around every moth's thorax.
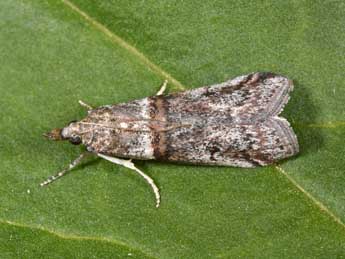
[78,101,155,159]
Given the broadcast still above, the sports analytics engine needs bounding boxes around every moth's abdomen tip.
[271,117,299,161]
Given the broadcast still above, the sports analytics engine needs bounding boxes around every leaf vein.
[296,121,345,129]
[62,0,185,91]
[275,165,345,232]
[1,219,158,259]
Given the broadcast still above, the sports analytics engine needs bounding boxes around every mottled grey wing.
[162,116,298,167]
[84,72,298,166]
[164,72,293,124]
[154,72,299,167]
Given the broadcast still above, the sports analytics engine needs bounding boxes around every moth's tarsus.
[40,153,87,187]
[78,100,93,110]
[156,79,168,96]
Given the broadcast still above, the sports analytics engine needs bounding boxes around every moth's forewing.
[150,72,298,166]
[81,72,298,167]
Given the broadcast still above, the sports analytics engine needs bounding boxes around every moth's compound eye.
[69,135,81,145]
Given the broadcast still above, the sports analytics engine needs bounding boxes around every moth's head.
[44,121,82,145]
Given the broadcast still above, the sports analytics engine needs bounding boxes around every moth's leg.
[40,153,88,186]
[97,153,160,208]
[156,79,168,96]
[78,100,93,110]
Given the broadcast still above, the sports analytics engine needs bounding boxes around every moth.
[43,72,299,207]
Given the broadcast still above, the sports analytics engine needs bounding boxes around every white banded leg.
[40,153,87,186]
[156,80,168,96]
[98,153,160,208]
[78,100,93,110]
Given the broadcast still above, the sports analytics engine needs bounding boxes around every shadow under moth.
[43,72,299,207]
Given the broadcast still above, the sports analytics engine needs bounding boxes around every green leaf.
[1,0,345,258]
